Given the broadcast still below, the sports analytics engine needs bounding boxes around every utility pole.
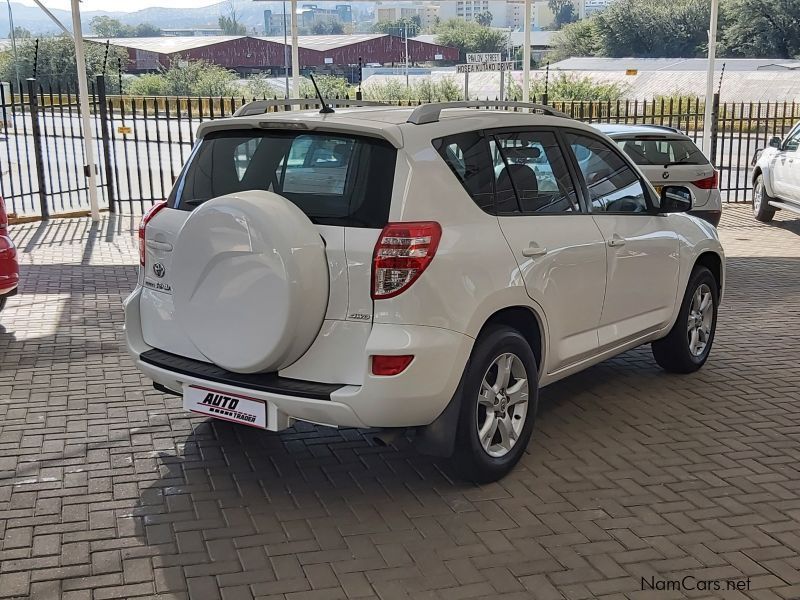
[282,0,289,98]
[5,0,21,94]
[522,0,531,103]
[404,24,409,89]
[70,0,100,221]
[702,0,719,155]
[290,0,299,97]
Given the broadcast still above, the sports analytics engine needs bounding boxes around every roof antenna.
[309,72,334,114]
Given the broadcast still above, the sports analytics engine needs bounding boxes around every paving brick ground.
[1,205,800,600]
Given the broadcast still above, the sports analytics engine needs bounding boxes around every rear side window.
[433,132,494,212]
[615,137,708,166]
[170,130,397,228]
[490,131,581,213]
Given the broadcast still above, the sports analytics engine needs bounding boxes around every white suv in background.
[752,121,800,222]
[124,101,725,482]
[595,124,723,226]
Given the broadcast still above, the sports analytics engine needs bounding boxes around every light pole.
[282,0,289,98]
[70,0,100,221]
[5,0,21,94]
[523,0,531,103]
[404,23,409,88]
[702,0,720,156]
[291,0,299,98]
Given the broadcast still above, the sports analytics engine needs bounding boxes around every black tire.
[452,325,539,483]
[652,266,718,374]
[753,174,776,223]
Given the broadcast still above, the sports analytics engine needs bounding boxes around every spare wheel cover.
[172,191,329,373]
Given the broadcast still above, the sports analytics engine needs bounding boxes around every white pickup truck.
[752,122,800,222]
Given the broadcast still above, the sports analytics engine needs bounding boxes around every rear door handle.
[607,235,626,248]
[521,244,548,257]
[146,239,174,252]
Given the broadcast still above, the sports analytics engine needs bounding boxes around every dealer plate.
[183,385,266,429]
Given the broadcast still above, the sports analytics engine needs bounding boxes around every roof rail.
[234,98,388,117]
[406,101,570,125]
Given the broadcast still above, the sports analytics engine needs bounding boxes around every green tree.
[549,18,599,61]
[126,60,238,96]
[551,0,710,59]
[311,19,345,35]
[91,16,128,37]
[373,17,421,37]
[11,26,32,39]
[90,16,161,37]
[0,36,129,88]
[218,15,246,35]
[475,11,493,27]
[299,74,353,98]
[721,0,800,59]
[133,23,163,37]
[547,0,577,29]
[435,19,508,61]
[505,72,627,101]
[593,0,710,57]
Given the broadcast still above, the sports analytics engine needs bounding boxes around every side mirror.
[769,136,782,149]
[660,185,693,213]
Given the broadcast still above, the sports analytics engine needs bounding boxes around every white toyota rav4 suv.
[125,101,725,482]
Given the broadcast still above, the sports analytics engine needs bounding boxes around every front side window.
[567,133,650,213]
[783,126,800,152]
[491,131,580,214]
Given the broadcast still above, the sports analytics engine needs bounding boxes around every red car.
[0,196,18,312]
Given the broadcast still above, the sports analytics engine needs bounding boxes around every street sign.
[466,52,502,64]
[457,62,515,74]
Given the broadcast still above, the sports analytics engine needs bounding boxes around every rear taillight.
[138,200,168,265]
[693,170,718,190]
[0,196,7,234]
[372,221,441,299]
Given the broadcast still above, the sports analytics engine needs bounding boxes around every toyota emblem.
[153,262,166,278]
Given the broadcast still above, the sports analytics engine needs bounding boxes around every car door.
[488,129,608,372]
[565,131,680,349]
[775,126,800,201]
[769,125,800,200]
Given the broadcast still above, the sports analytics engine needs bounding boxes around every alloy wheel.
[687,283,714,357]
[476,353,529,458]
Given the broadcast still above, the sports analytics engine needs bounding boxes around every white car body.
[594,124,723,226]
[752,122,800,219]
[124,103,725,470]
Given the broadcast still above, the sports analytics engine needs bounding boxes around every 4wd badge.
[153,263,166,278]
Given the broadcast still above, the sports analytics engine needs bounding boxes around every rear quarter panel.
[374,143,541,342]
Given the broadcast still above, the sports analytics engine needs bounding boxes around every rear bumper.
[124,288,474,430]
[0,235,19,297]
[689,209,721,227]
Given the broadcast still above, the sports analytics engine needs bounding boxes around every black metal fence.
[1,75,798,219]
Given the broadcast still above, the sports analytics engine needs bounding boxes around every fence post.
[96,75,116,213]
[26,78,49,219]
[709,92,720,167]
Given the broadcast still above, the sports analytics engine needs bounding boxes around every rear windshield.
[169,130,397,228]
[614,137,708,166]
